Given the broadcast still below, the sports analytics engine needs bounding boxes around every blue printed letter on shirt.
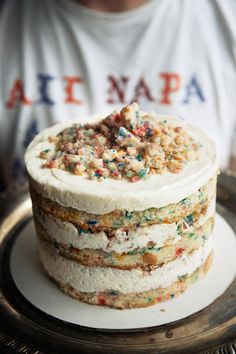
[38,74,55,105]
[182,75,205,104]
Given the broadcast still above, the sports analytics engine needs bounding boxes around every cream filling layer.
[35,200,215,254]
[36,210,178,252]
[38,233,213,293]
[25,115,218,214]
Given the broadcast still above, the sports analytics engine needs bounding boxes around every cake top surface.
[39,103,200,183]
[25,104,218,214]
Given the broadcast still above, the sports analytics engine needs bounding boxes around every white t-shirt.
[0,0,236,191]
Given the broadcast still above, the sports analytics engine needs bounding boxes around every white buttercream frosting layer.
[38,233,213,293]
[25,114,218,214]
[35,199,215,253]
[36,208,179,252]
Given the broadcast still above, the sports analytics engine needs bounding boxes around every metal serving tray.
[0,173,235,354]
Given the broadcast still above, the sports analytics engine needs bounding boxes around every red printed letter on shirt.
[64,76,83,104]
[132,77,155,102]
[5,79,32,108]
[159,73,180,105]
[106,75,129,104]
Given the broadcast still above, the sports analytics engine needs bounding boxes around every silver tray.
[0,174,236,354]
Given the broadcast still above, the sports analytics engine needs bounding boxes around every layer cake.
[25,103,218,309]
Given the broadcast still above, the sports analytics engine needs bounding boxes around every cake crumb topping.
[40,103,200,182]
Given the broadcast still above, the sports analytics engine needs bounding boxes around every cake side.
[53,252,213,309]
[38,237,214,309]
[33,198,215,254]
[29,176,216,229]
[34,202,215,269]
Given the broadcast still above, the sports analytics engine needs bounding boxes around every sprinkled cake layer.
[34,199,215,253]
[45,252,213,309]
[38,232,213,293]
[34,204,180,252]
[35,215,214,269]
[30,176,216,230]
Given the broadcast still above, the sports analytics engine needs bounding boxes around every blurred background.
[0,0,236,192]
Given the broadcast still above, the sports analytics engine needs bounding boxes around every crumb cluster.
[40,103,200,182]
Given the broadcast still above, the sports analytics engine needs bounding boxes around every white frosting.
[35,199,215,253]
[38,233,213,293]
[36,207,179,252]
[25,114,218,214]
